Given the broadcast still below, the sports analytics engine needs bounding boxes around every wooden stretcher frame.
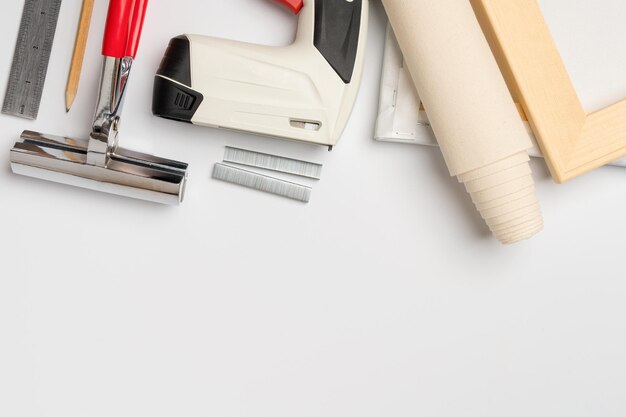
[472,0,626,183]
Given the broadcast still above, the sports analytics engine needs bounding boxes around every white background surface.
[1,0,626,416]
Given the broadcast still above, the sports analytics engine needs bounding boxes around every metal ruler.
[2,0,63,120]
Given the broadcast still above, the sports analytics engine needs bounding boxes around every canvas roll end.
[459,152,543,244]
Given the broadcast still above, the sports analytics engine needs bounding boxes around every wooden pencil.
[66,0,95,112]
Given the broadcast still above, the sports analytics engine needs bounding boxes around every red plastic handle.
[273,0,304,14]
[102,0,149,58]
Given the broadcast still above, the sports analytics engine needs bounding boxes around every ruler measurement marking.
[2,0,62,120]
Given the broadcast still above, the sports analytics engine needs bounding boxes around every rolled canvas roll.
[382,0,543,244]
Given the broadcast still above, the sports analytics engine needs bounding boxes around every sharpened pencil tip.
[65,95,75,113]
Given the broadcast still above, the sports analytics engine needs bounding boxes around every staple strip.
[212,163,311,203]
[223,147,323,180]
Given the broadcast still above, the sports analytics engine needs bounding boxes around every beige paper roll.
[382,0,543,244]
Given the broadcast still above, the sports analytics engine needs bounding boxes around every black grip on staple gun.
[313,0,363,84]
[152,36,203,123]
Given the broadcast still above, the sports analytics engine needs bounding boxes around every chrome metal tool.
[3,0,63,119]
[10,0,189,205]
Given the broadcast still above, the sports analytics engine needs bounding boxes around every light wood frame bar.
[472,0,626,183]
